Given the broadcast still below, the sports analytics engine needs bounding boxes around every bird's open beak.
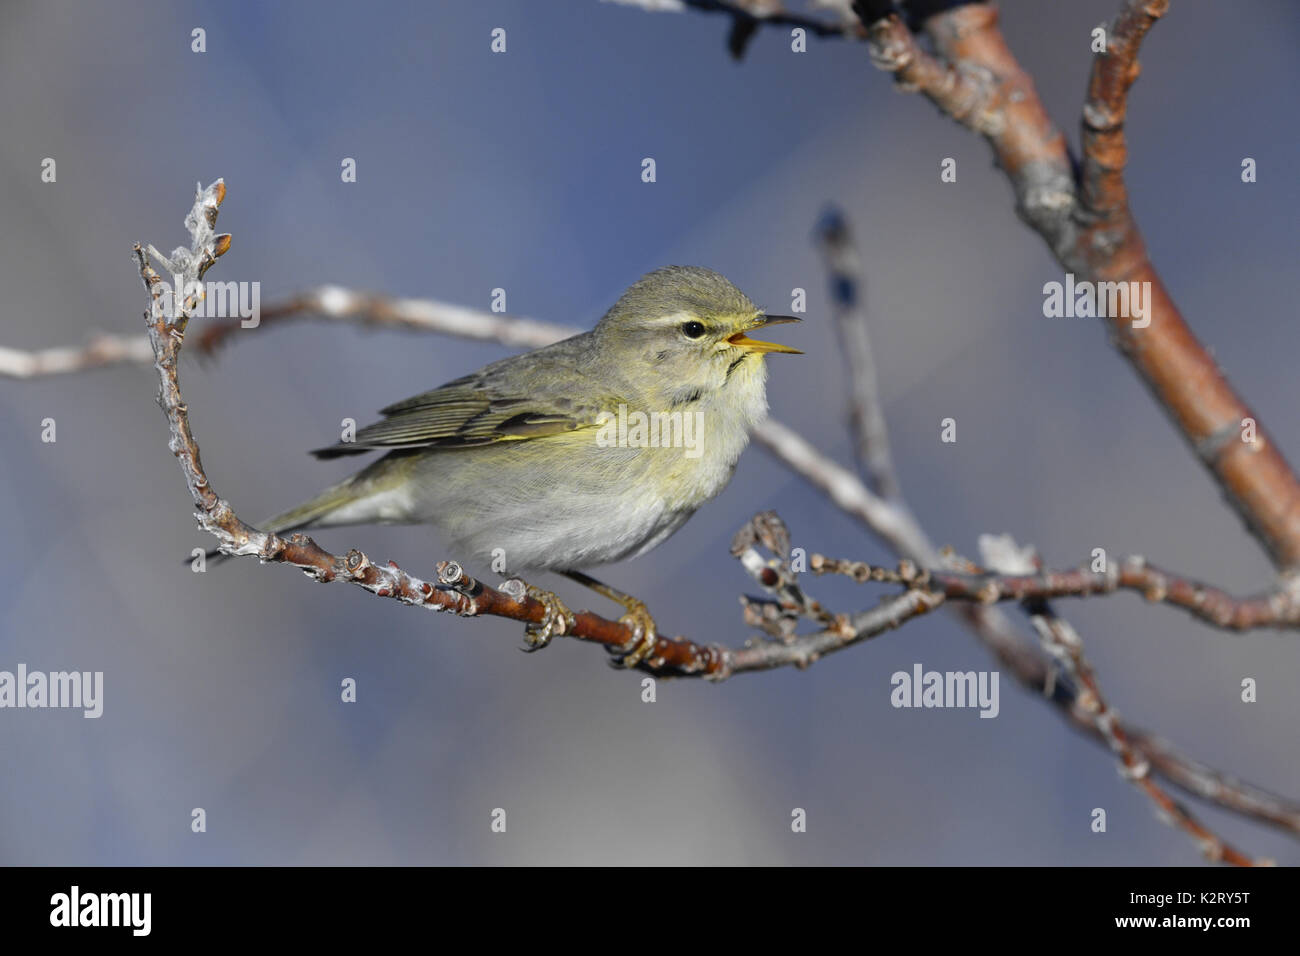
[727,314,802,355]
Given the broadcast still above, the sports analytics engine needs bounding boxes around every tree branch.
[814,208,900,499]
[0,287,577,382]
[817,552,1300,632]
[857,0,1300,570]
[195,286,576,353]
[0,334,157,378]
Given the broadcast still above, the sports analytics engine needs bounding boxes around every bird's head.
[595,266,800,410]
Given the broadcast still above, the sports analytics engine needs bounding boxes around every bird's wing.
[311,340,618,458]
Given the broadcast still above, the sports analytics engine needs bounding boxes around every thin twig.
[730,511,944,670]
[1129,730,1300,835]
[0,287,576,381]
[814,207,899,499]
[195,286,577,353]
[819,553,1300,632]
[0,334,157,378]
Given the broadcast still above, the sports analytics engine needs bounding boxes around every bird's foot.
[608,597,659,669]
[522,584,575,652]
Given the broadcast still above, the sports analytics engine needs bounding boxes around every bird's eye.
[681,321,706,339]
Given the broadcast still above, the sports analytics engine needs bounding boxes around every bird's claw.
[522,585,574,652]
[607,599,659,669]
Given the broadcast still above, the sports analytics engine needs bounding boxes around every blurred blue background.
[1,0,1298,864]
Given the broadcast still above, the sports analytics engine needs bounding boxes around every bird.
[248,266,800,664]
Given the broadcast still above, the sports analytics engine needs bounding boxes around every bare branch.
[1079,0,1167,225]
[861,4,1077,245]
[858,0,1300,570]
[750,419,930,560]
[0,289,577,382]
[730,511,944,670]
[1130,730,1300,836]
[194,286,577,353]
[0,334,157,379]
[828,552,1300,632]
[814,207,899,499]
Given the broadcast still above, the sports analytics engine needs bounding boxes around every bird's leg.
[561,570,659,668]
[518,582,575,652]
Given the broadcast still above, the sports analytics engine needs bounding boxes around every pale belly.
[392,421,750,572]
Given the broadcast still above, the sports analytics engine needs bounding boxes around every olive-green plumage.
[258,266,799,571]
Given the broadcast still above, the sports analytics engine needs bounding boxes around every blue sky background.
[1,0,1298,864]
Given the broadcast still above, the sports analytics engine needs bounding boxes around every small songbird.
[255,266,800,663]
